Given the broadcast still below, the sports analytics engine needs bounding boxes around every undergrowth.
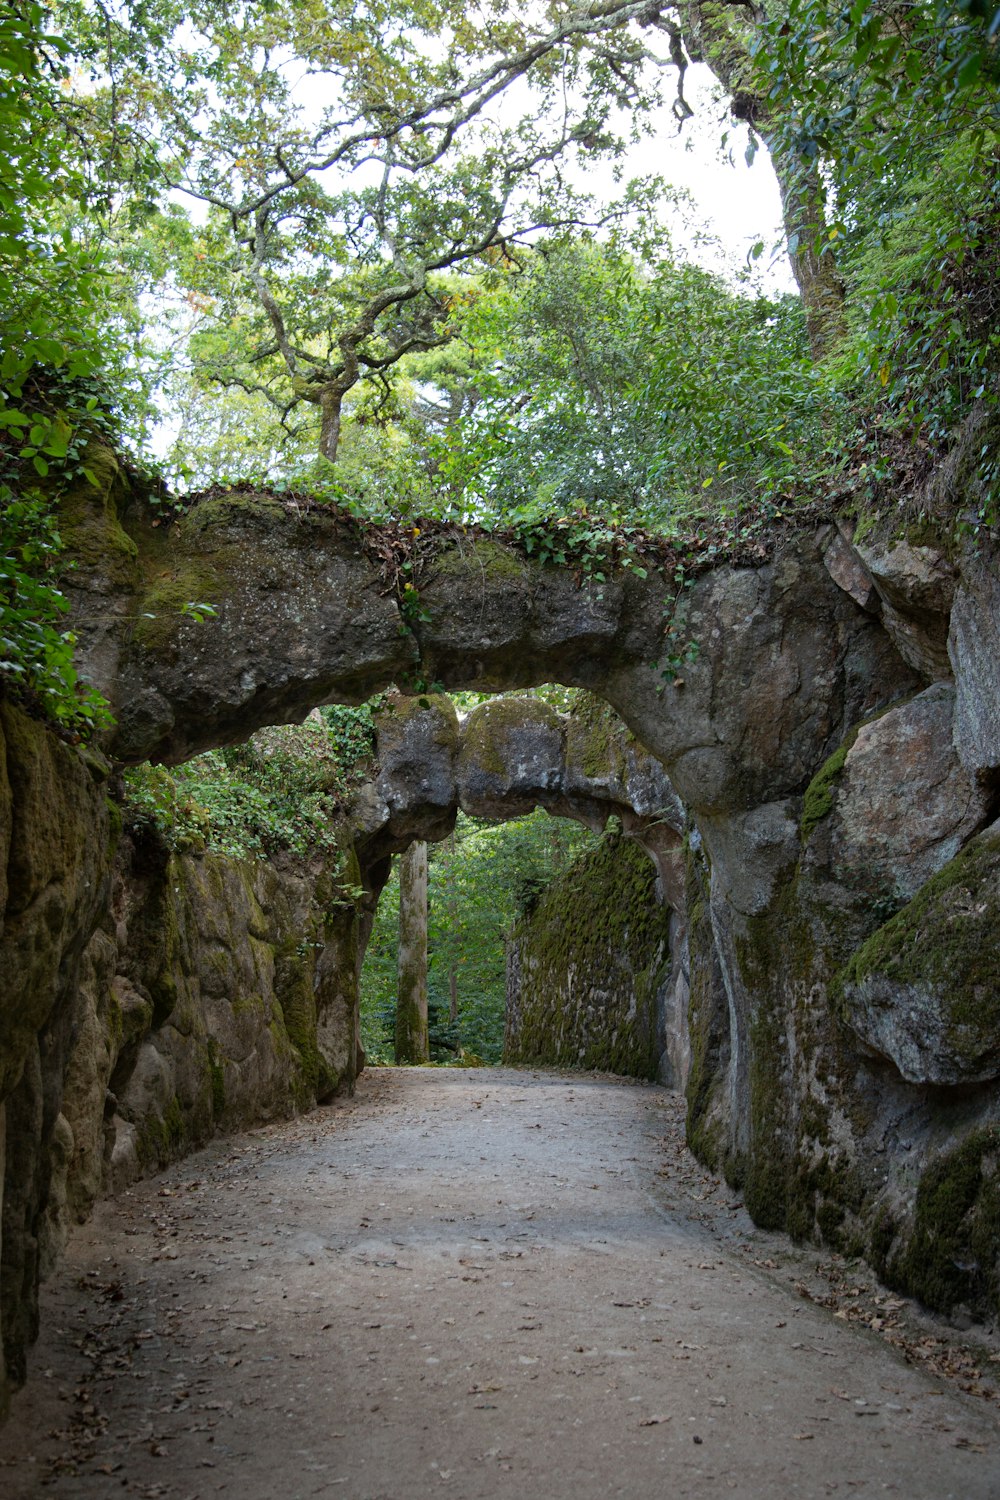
[120,705,380,859]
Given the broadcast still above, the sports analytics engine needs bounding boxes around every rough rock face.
[949,548,1000,787]
[504,833,671,1080]
[80,834,357,1202]
[838,821,1000,1087]
[0,704,114,1413]
[854,537,956,681]
[805,682,990,903]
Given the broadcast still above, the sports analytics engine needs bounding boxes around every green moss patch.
[887,1128,1000,1317]
[836,829,1000,1080]
[432,537,528,582]
[461,696,561,780]
[840,828,1000,1002]
[131,557,221,653]
[505,832,668,1079]
[800,744,849,842]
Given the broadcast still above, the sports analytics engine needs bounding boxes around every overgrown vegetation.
[2,0,999,728]
[120,706,379,858]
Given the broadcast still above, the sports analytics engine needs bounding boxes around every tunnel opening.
[5,466,1000,1425]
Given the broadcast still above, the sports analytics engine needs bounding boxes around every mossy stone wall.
[504,833,669,1078]
[75,831,361,1191]
[0,702,116,1416]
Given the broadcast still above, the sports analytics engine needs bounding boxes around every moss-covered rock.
[800,744,850,842]
[882,1127,1000,1318]
[838,825,1000,1085]
[564,692,631,783]
[504,832,669,1078]
[56,442,139,588]
[458,696,564,813]
[48,827,363,1198]
[0,703,116,1415]
[432,537,530,583]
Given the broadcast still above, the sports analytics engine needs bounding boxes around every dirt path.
[2,1068,999,1499]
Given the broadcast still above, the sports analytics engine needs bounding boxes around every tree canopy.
[1,0,999,729]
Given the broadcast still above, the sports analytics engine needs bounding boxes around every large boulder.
[838,823,1000,1086]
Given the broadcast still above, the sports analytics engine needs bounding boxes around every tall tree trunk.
[447,829,459,1029]
[396,842,429,1064]
[681,0,847,359]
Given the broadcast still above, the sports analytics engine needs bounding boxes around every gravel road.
[1,1067,998,1499]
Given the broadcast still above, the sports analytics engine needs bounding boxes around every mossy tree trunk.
[396,842,429,1064]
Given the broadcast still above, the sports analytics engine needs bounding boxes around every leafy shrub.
[0,484,111,732]
[121,707,380,858]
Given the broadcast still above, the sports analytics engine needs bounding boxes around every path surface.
[2,1068,999,1499]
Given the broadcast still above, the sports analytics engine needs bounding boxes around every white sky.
[594,64,794,292]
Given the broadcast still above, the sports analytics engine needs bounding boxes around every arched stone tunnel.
[2,450,1000,1410]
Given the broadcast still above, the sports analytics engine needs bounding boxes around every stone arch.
[354,690,690,1085]
[61,468,921,1206]
[67,472,907,821]
[2,447,998,1411]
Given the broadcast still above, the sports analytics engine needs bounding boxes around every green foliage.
[754,0,1000,468]
[0,4,163,431]
[359,809,596,1064]
[0,489,107,730]
[439,239,830,530]
[0,3,175,731]
[835,131,1000,467]
[81,0,669,461]
[0,369,130,730]
[121,707,379,858]
[0,3,93,394]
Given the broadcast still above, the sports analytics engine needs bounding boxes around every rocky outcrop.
[949,547,1000,788]
[853,537,956,681]
[838,821,1000,1087]
[504,832,672,1080]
